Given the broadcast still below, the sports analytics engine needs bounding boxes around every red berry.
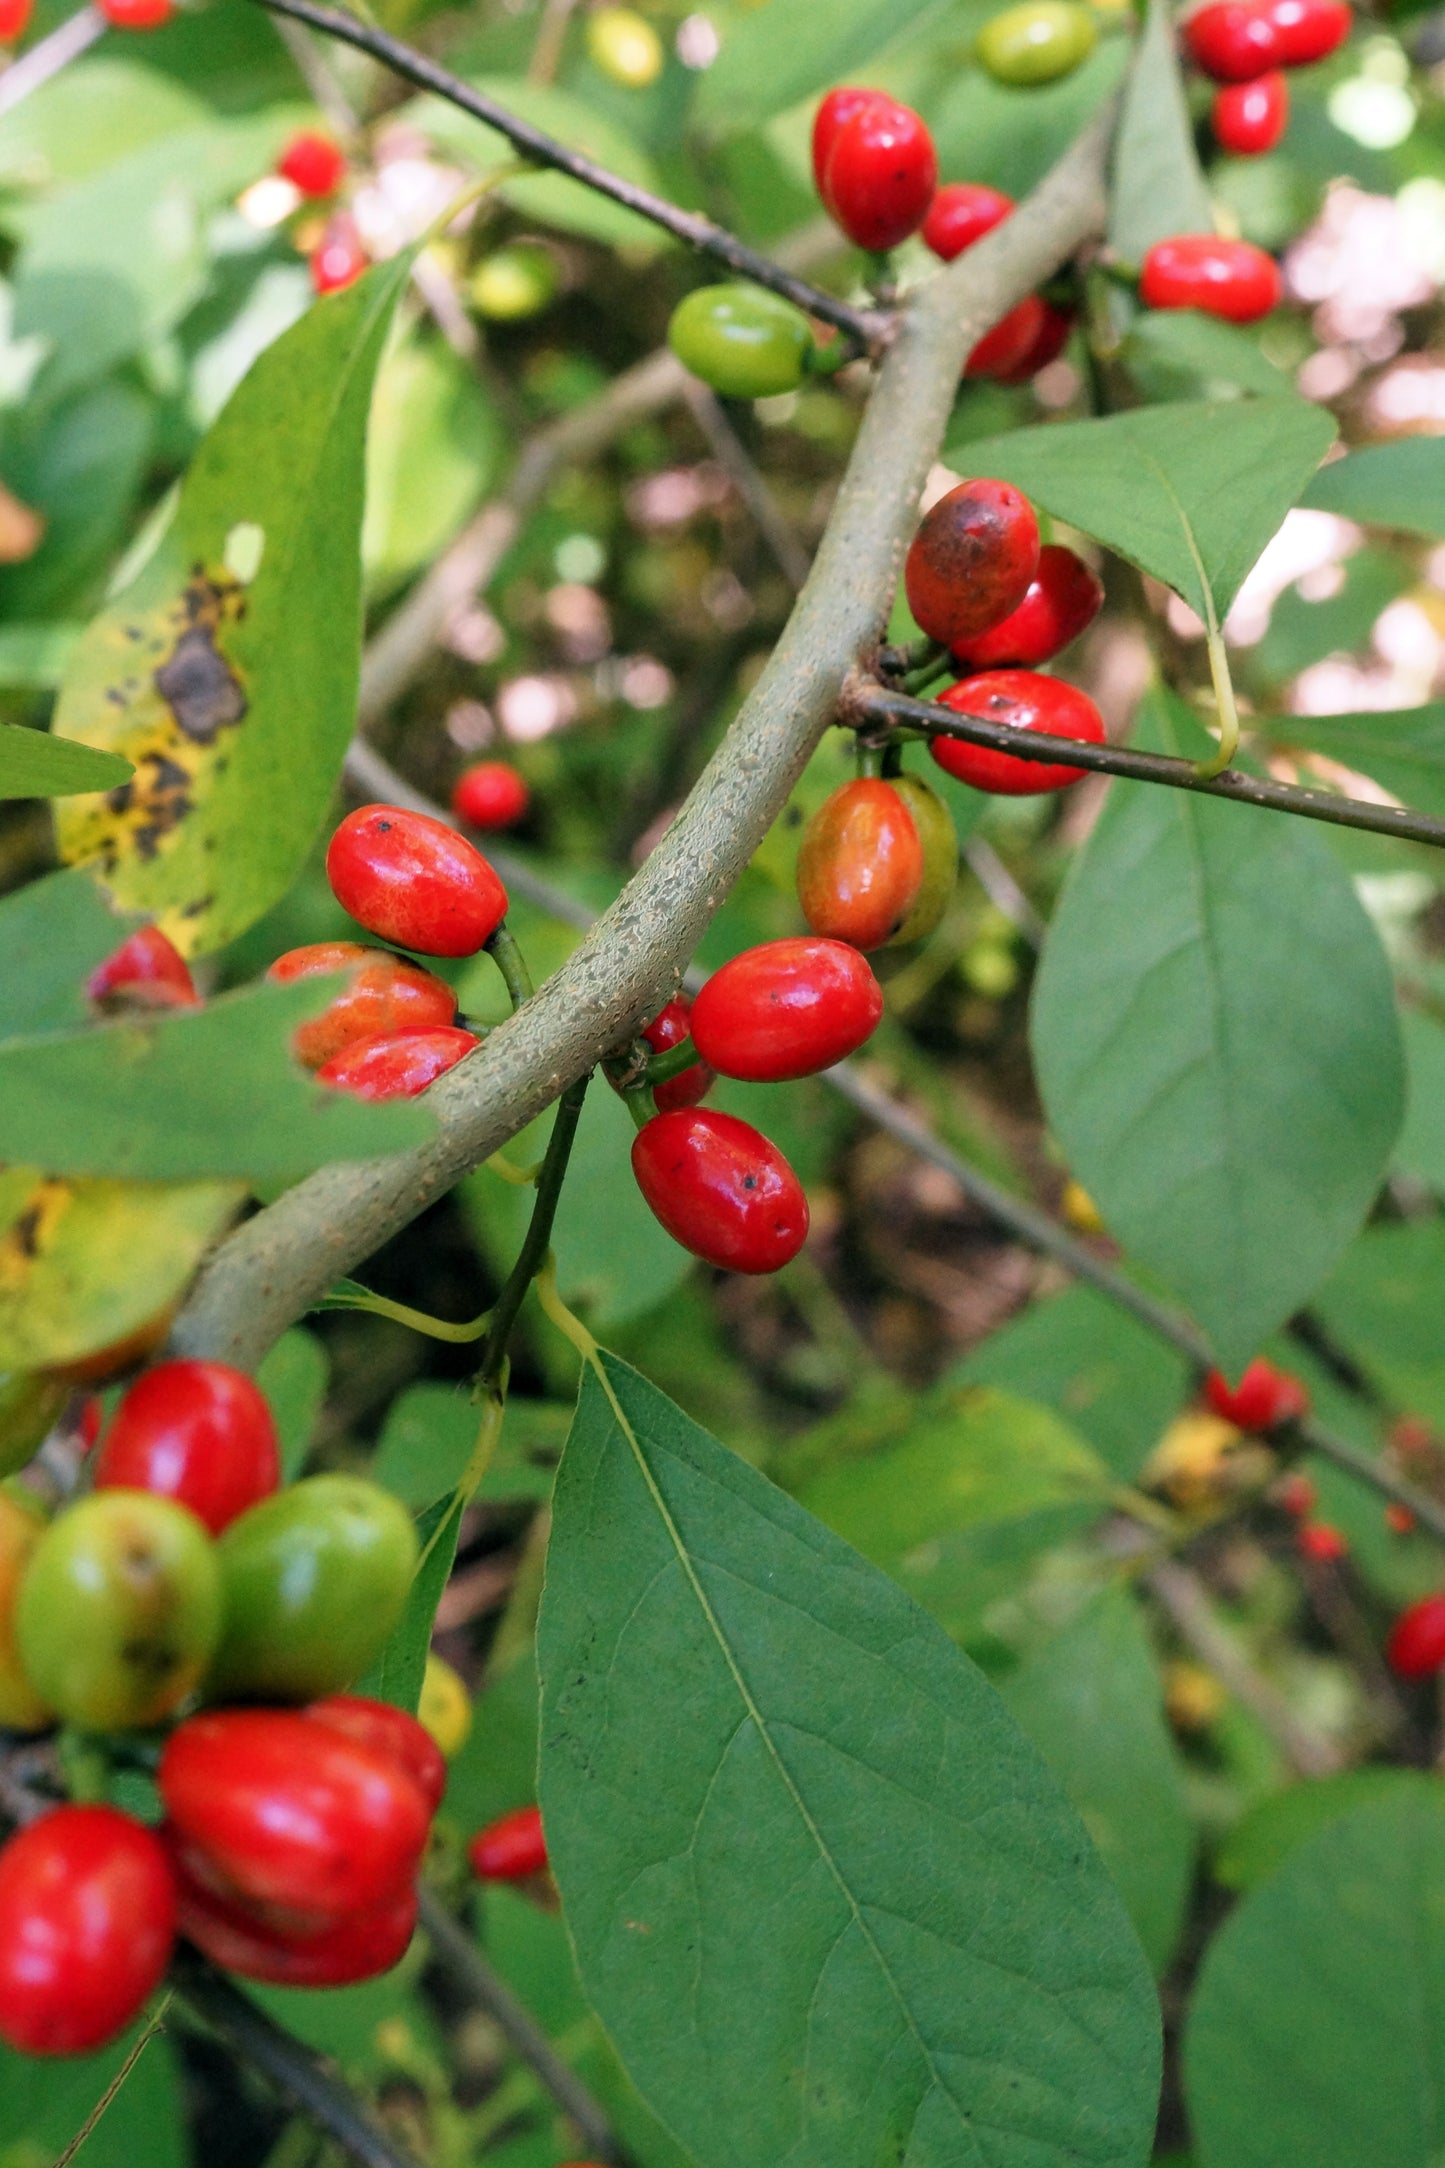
[268,941,458,1070]
[966,295,1050,382]
[905,480,1041,650]
[311,214,367,295]
[993,299,1075,383]
[1183,0,1284,80]
[0,0,32,41]
[820,97,937,254]
[97,0,172,25]
[0,1807,176,2057]
[1384,1502,1417,1535]
[1297,1520,1348,1562]
[93,1359,280,1537]
[642,995,714,1113]
[469,1804,549,1882]
[316,1025,479,1101]
[1386,1593,1445,1680]
[87,925,199,1010]
[277,130,347,199]
[811,87,887,213]
[1267,0,1351,66]
[175,1871,417,1985]
[796,778,925,952]
[451,761,531,832]
[77,1396,104,1453]
[632,1108,808,1274]
[690,938,883,1082]
[951,546,1103,671]
[160,1709,431,1935]
[1139,234,1282,324]
[304,1696,448,1814]
[1389,1415,1436,1459]
[1213,70,1289,153]
[928,671,1106,795]
[922,181,1014,261]
[327,803,509,956]
[1204,1359,1309,1431]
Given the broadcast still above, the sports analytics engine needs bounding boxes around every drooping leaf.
[1213,1768,1430,1893]
[0,721,132,798]
[1258,704,1445,816]
[0,2021,184,2168]
[1001,1589,1195,1974]
[1301,437,1445,537]
[1184,1789,1445,2168]
[962,399,1336,627]
[359,1492,463,1714]
[0,1171,241,1370]
[52,250,412,955]
[1107,0,1212,264]
[539,1352,1161,2168]
[0,866,137,1038]
[1311,1219,1445,1433]
[0,976,434,1181]
[692,0,963,136]
[1031,688,1404,1374]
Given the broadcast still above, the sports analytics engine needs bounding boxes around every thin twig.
[0,3,104,113]
[418,1890,627,2163]
[681,383,812,592]
[245,0,883,350]
[474,1073,588,1390]
[53,1997,174,2168]
[859,684,1445,855]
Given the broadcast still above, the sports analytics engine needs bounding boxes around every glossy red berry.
[160,1709,431,1935]
[642,995,714,1113]
[175,1871,417,1985]
[1183,0,1284,80]
[796,778,924,952]
[469,1804,549,1881]
[811,87,886,212]
[93,1359,280,1537]
[0,0,32,40]
[277,131,347,199]
[305,1696,448,1815]
[268,941,458,1070]
[966,296,1051,382]
[994,299,1075,383]
[690,939,883,1082]
[1139,234,1282,323]
[1297,1520,1348,1562]
[1213,71,1289,153]
[632,1109,808,1274]
[0,1808,176,2057]
[1268,0,1351,66]
[97,0,173,25]
[905,480,1041,650]
[452,761,531,831]
[316,1025,479,1101]
[1204,1359,1309,1430]
[87,925,199,1010]
[327,804,509,956]
[922,181,1014,261]
[820,97,937,254]
[311,214,367,295]
[1386,1594,1445,1680]
[951,546,1104,671]
[929,671,1106,794]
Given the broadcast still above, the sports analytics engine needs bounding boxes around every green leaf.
[1311,1219,1445,1434]
[1107,0,1212,264]
[0,623,83,688]
[1396,1008,1445,1193]
[1258,704,1445,816]
[0,976,434,1182]
[256,1326,329,1480]
[1213,1768,1430,1892]
[691,0,951,136]
[359,1492,465,1715]
[1122,312,1291,400]
[52,250,411,956]
[539,1352,1161,2168]
[1184,1788,1445,2168]
[962,399,1336,626]
[1001,1589,1195,1974]
[0,379,152,622]
[1251,550,1412,683]
[1031,687,1404,1375]
[0,55,208,188]
[0,867,136,1038]
[0,722,131,799]
[372,1382,562,1507]
[0,2021,183,2168]
[1301,437,1445,537]
[363,329,504,597]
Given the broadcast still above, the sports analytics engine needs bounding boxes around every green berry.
[976,0,1098,84]
[667,283,814,400]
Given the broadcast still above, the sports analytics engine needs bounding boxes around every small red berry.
[310,214,367,295]
[87,925,199,1010]
[451,761,531,832]
[176,1872,417,1986]
[811,87,887,215]
[928,671,1106,795]
[93,1358,280,1537]
[1139,235,1282,324]
[993,299,1075,383]
[469,1804,549,1882]
[327,803,509,956]
[1389,1415,1436,1460]
[1386,1593,1445,1679]
[632,1108,808,1274]
[690,938,883,1082]
[305,1696,448,1814]
[642,995,714,1113]
[277,130,347,199]
[1183,0,1284,81]
[951,545,1103,671]
[1213,70,1289,153]
[97,0,173,26]
[922,181,1014,261]
[268,941,458,1070]
[820,97,937,254]
[1297,1520,1348,1562]
[0,1807,176,2057]
[1384,1502,1417,1535]
[905,480,1041,650]
[1273,1471,1316,1517]
[1204,1360,1309,1431]
[317,1025,479,1101]
[1267,0,1351,67]
[966,295,1051,382]
[0,0,33,41]
[796,778,924,952]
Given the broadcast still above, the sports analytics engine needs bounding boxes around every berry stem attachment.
[1197,627,1242,779]
[644,1034,701,1086]
[620,1082,656,1131]
[57,1731,111,1807]
[316,1281,490,1341]
[472,1071,590,1393]
[486,922,536,1011]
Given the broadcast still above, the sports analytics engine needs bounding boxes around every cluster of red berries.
[1185,0,1351,156]
[267,131,370,298]
[1203,1359,1352,1556]
[0,1359,438,2054]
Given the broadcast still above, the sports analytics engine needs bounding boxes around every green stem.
[855,740,885,779]
[473,1072,590,1392]
[486,921,536,1010]
[58,1731,110,1805]
[621,1082,656,1130]
[645,1034,700,1085]
[1196,627,1242,779]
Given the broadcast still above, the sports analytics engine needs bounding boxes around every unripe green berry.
[667,283,814,400]
[469,244,559,321]
[976,0,1098,84]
